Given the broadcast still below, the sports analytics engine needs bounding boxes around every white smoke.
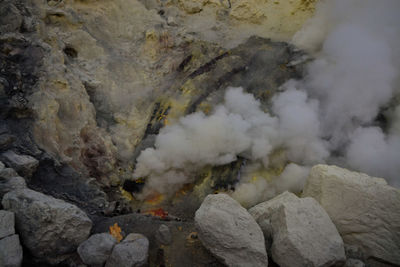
[133,0,400,202]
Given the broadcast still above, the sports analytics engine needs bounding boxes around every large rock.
[250,192,345,267]
[0,167,26,199]
[105,233,149,267]
[302,165,400,266]
[249,191,302,251]
[1,188,92,263]
[77,233,117,266]
[195,193,268,267]
[0,210,15,239]
[0,151,38,178]
[155,224,172,245]
[0,234,23,267]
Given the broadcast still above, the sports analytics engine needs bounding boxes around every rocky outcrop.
[77,233,117,266]
[2,188,92,264]
[0,151,38,178]
[195,193,268,267]
[105,233,149,267]
[302,164,400,266]
[250,192,345,267]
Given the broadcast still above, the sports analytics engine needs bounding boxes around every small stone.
[167,16,178,26]
[155,224,172,245]
[345,259,365,267]
[1,151,39,178]
[106,233,149,267]
[0,234,23,267]
[77,233,117,266]
[0,167,27,199]
[0,210,15,239]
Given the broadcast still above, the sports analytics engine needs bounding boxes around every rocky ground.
[0,0,399,266]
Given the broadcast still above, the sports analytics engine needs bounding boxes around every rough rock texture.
[195,193,268,267]
[105,233,149,267]
[0,234,23,267]
[0,210,14,239]
[77,233,117,266]
[249,191,302,251]
[0,172,26,200]
[302,164,400,266]
[155,224,172,245]
[1,188,92,264]
[0,150,38,178]
[345,259,365,267]
[250,192,345,267]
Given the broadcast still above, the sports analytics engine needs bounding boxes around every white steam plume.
[133,0,400,203]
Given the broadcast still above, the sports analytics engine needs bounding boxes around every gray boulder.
[1,151,38,178]
[195,193,268,267]
[302,164,400,266]
[2,188,92,263]
[0,234,23,267]
[344,259,365,267]
[0,210,14,239]
[78,233,117,266]
[155,224,172,245]
[105,233,149,267]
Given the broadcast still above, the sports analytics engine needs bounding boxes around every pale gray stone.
[195,193,268,267]
[303,164,400,266]
[0,210,14,239]
[105,233,149,267]
[77,233,117,266]
[2,189,92,264]
[0,234,23,267]
[269,194,346,267]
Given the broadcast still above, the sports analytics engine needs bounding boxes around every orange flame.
[144,208,168,219]
[109,223,123,243]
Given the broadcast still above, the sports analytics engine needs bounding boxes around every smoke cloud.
[133,0,400,203]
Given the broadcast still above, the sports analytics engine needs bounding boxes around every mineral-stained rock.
[2,189,92,264]
[77,233,117,266]
[105,233,149,267]
[0,234,23,267]
[0,151,38,178]
[195,193,268,267]
[302,164,400,266]
[155,224,172,245]
[0,210,15,239]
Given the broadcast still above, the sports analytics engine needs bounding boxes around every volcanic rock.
[0,234,23,267]
[195,193,268,267]
[0,151,38,178]
[1,188,92,264]
[302,164,400,266]
[0,210,14,239]
[77,233,117,266]
[105,233,149,267]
